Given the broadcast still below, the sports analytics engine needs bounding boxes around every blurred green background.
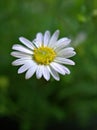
[0,0,97,130]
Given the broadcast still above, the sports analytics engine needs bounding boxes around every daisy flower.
[11,30,76,81]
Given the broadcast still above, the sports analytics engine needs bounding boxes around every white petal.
[18,61,35,74]
[19,37,34,49]
[43,31,50,46]
[42,66,50,81]
[50,62,70,75]
[58,51,76,58]
[12,58,31,66]
[52,37,71,49]
[25,64,37,79]
[57,47,74,56]
[54,38,71,51]
[12,44,33,54]
[54,57,75,65]
[11,51,32,58]
[36,65,43,79]
[62,66,70,74]
[57,38,71,46]
[34,32,43,47]
[18,64,29,74]
[47,66,60,81]
[50,62,65,75]
[48,30,60,47]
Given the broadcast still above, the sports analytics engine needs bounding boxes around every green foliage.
[0,0,97,129]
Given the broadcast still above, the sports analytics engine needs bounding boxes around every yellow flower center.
[33,46,56,65]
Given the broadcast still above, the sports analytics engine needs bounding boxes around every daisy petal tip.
[74,63,75,65]
[66,71,70,74]
[67,71,70,75]
[45,78,49,81]
[19,36,24,41]
[17,69,22,74]
[25,78,29,80]
[10,52,13,56]
[55,30,60,35]
[17,72,21,74]
[72,61,75,65]
[69,61,75,65]
[74,52,76,56]
[69,39,71,43]
[56,29,60,32]
[11,63,14,66]
[25,75,30,80]
[36,76,41,80]
[57,78,60,81]
[56,77,60,81]
[11,62,15,66]
[45,77,50,81]
[10,52,15,56]
[45,30,50,33]
[66,38,71,44]
[12,45,15,49]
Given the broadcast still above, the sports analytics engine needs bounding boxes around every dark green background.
[0,0,97,130]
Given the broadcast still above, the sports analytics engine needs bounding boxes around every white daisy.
[11,30,76,81]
